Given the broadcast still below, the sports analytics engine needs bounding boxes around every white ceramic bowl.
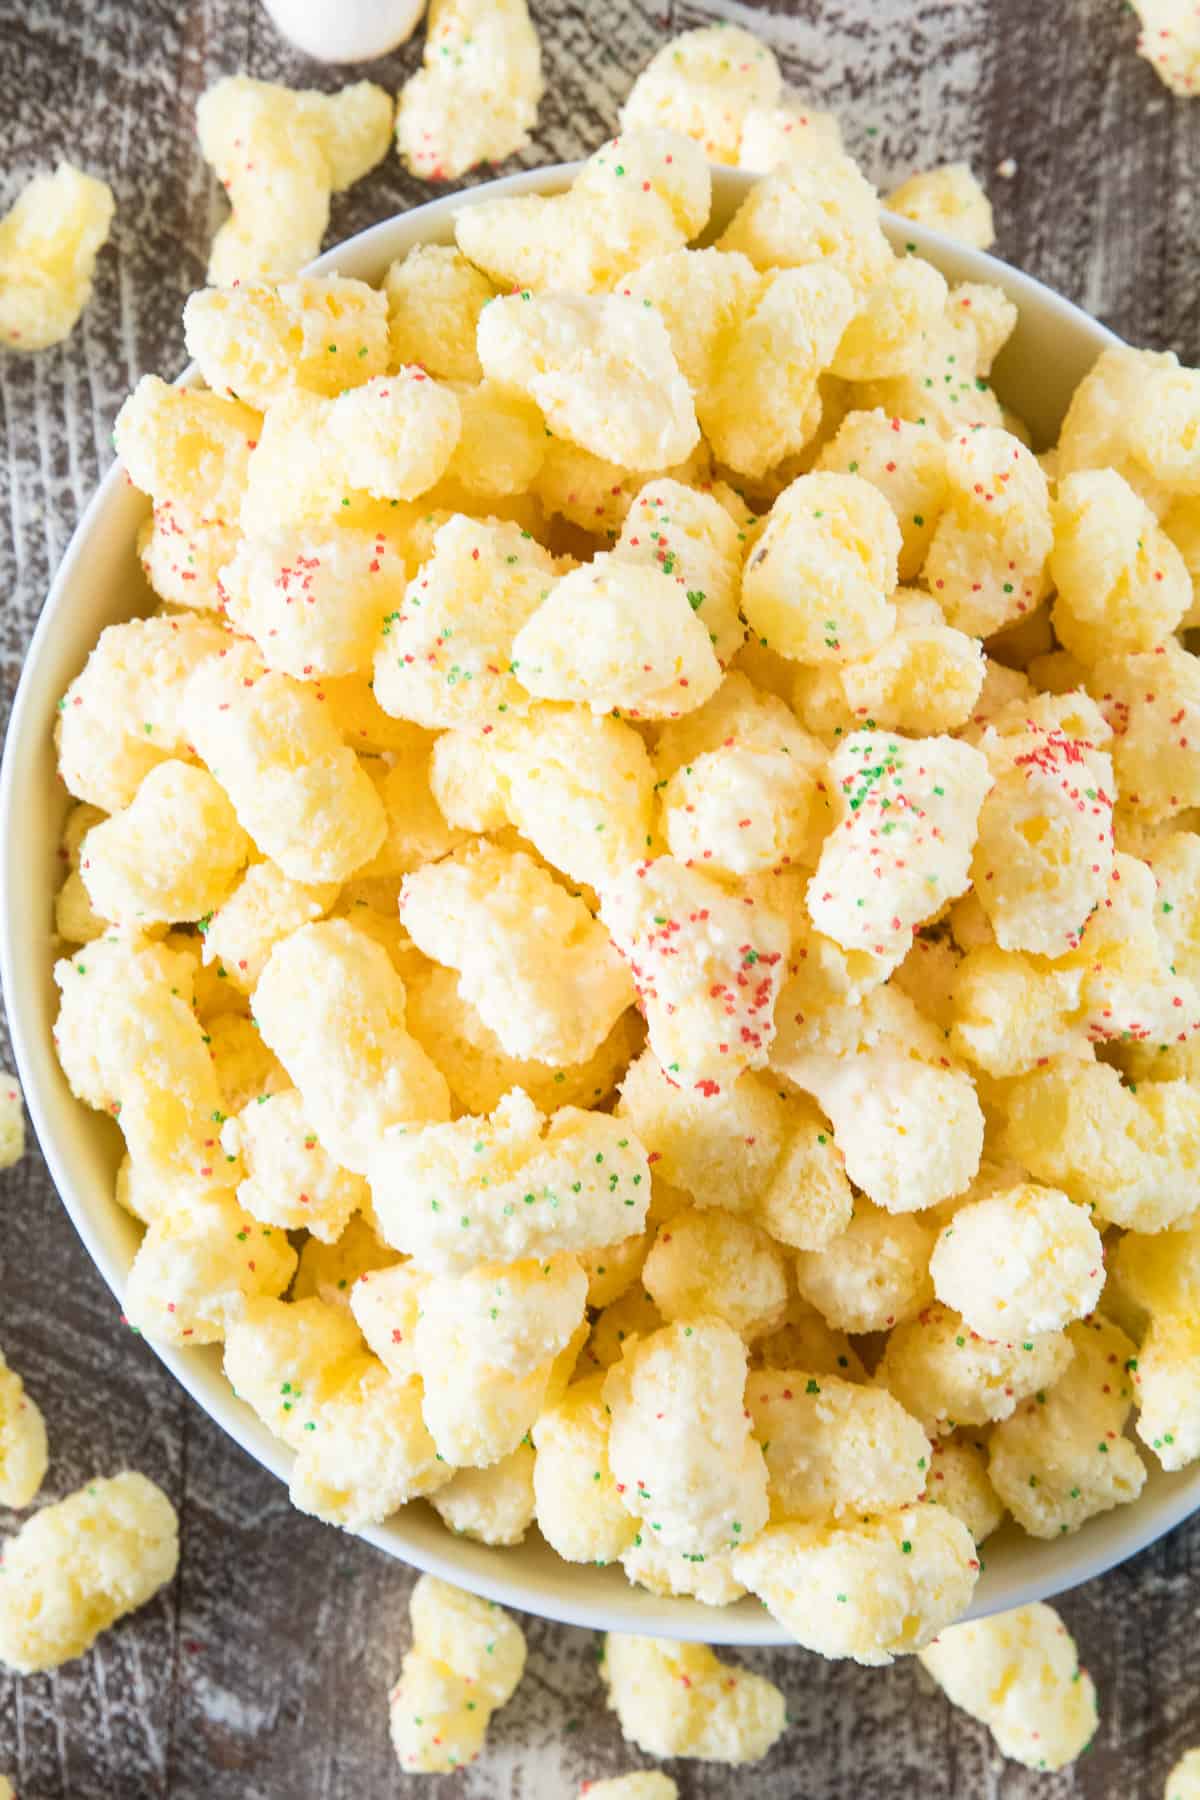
[3,164,1197,1645]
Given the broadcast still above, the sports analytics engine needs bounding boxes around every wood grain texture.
[1,0,1199,1794]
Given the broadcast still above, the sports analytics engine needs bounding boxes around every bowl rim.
[5,158,1195,1645]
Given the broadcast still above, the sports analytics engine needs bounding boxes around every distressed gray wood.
[1,0,1199,1794]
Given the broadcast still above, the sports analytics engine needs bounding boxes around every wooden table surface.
[1,0,1199,1794]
